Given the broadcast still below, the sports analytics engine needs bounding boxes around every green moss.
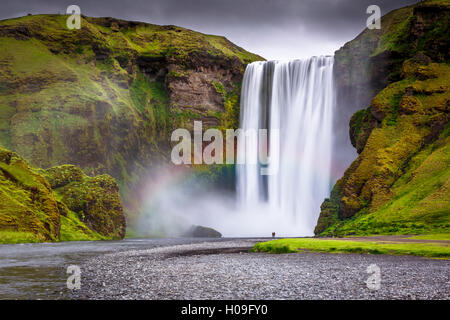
[205,34,263,64]
[314,184,342,234]
[219,82,242,131]
[384,98,401,126]
[0,231,40,244]
[0,147,61,242]
[321,128,449,237]
[0,146,125,244]
[60,212,106,241]
[212,81,226,96]
[350,109,368,140]
[167,70,188,78]
[209,80,242,131]
[410,233,450,240]
[107,20,263,63]
[130,72,152,113]
[49,169,126,240]
[372,6,413,56]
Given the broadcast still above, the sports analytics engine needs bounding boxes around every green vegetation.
[0,231,40,244]
[220,83,242,131]
[253,238,450,259]
[0,147,125,244]
[410,234,450,240]
[0,147,61,242]
[129,71,170,136]
[59,213,106,241]
[205,34,263,64]
[209,80,242,132]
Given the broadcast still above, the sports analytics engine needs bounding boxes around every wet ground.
[0,238,245,299]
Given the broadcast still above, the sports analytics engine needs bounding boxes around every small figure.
[272,232,276,238]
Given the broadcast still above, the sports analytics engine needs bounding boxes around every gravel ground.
[70,239,450,300]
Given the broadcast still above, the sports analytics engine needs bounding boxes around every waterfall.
[237,56,335,236]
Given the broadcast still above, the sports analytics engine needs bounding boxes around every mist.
[133,165,315,238]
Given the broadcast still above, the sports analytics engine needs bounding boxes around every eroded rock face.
[0,147,61,242]
[0,14,262,174]
[410,3,450,61]
[334,1,449,112]
[331,2,449,175]
[43,165,126,239]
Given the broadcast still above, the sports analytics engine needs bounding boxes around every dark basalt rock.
[184,225,222,238]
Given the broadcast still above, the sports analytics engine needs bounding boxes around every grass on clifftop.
[253,237,450,259]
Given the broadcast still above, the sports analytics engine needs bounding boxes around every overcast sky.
[1,0,418,60]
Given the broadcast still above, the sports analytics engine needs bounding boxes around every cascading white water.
[237,56,335,236]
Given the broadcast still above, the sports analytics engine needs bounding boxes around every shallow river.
[0,238,237,299]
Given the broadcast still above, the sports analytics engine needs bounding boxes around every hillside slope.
[315,0,449,236]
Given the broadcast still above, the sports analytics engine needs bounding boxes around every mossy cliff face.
[334,0,449,107]
[0,147,60,242]
[0,14,263,217]
[332,0,449,169]
[42,165,126,240]
[315,0,450,236]
[0,147,125,243]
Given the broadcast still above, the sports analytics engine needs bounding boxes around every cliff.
[315,0,449,236]
[0,14,263,234]
[0,147,125,243]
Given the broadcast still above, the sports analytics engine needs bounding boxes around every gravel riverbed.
[71,239,450,300]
